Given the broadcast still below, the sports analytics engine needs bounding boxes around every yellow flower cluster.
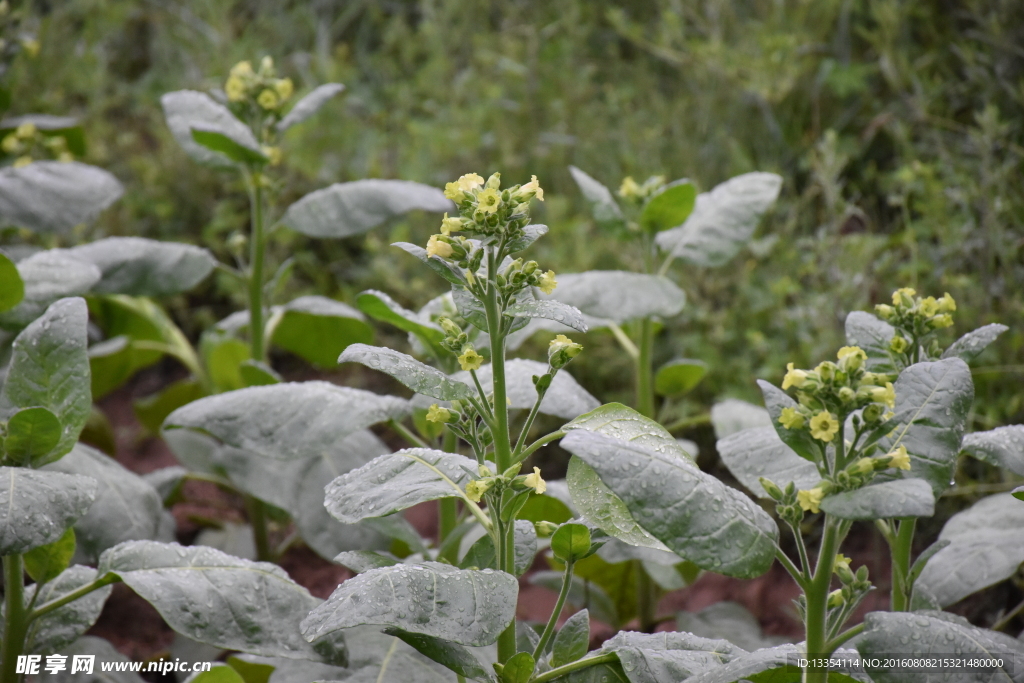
[2,122,73,168]
[618,175,666,202]
[875,287,956,344]
[224,57,294,112]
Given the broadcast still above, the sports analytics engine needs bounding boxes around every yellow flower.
[548,334,583,368]
[225,75,247,102]
[827,589,845,608]
[815,361,837,381]
[444,181,465,202]
[261,146,282,166]
[1,134,20,154]
[892,287,916,306]
[797,487,825,514]
[476,187,501,214]
[931,314,953,329]
[260,55,275,73]
[852,457,875,476]
[230,60,255,78]
[426,404,452,423]
[889,335,909,354]
[257,89,279,110]
[538,270,557,295]
[938,292,956,313]
[15,122,36,140]
[782,362,808,390]
[440,213,462,236]
[887,445,911,470]
[457,173,484,191]
[619,176,641,199]
[834,553,852,573]
[13,155,32,168]
[869,382,896,409]
[918,296,939,317]
[465,479,493,503]
[524,466,547,494]
[426,235,454,259]
[809,411,839,442]
[779,407,805,430]
[274,78,294,101]
[519,174,544,201]
[837,346,866,372]
[458,347,484,371]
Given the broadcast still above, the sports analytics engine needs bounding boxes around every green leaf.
[654,359,707,396]
[540,271,684,325]
[641,180,696,233]
[325,448,477,523]
[501,652,535,683]
[856,611,1024,682]
[161,90,261,167]
[961,425,1024,476]
[24,526,76,583]
[0,250,23,312]
[276,83,345,132]
[1,297,91,463]
[281,180,451,238]
[239,360,281,387]
[301,562,518,647]
[164,382,409,460]
[682,644,865,683]
[3,406,61,465]
[0,250,100,330]
[0,114,85,154]
[393,241,467,286]
[384,629,496,683]
[442,359,599,420]
[133,378,206,434]
[598,630,744,683]
[844,311,897,374]
[879,358,974,495]
[675,602,789,653]
[552,523,592,563]
[356,289,446,349]
[0,160,124,234]
[565,403,694,462]
[26,566,113,656]
[819,479,935,520]
[66,237,217,296]
[518,492,574,525]
[335,550,401,573]
[271,295,374,368]
[568,166,624,227]
[203,334,250,392]
[184,664,246,683]
[915,492,1024,607]
[710,398,771,439]
[1014,486,1024,502]
[655,172,782,267]
[340,344,474,400]
[191,128,268,165]
[552,609,590,667]
[561,430,778,578]
[460,521,537,576]
[0,467,96,555]
[942,323,1009,362]
[226,655,274,683]
[529,571,618,628]
[506,224,549,252]
[716,427,819,497]
[99,540,325,658]
[58,637,146,683]
[504,299,590,334]
[757,380,821,462]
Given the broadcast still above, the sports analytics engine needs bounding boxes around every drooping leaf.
[675,602,790,653]
[504,298,590,334]
[552,609,590,667]
[393,241,467,286]
[0,160,124,234]
[654,359,707,396]
[66,237,217,297]
[538,271,684,325]
[1014,486,1024,502]
[191,128,268,165]
[961,425,1024,476]
[443,359,599,420]
[302,562,518,647]
[164,382,409,460]
[26,565,113,656]
[915,492,1024,607]
[757,380,821,462]
[819,479,935,520]
[655,172,782,267]
[565,402,693,462]
[0,250,23,312]
[271,296,374,368]
[384,629,496,683]
[0,297,91,463]
[942,323,1009,363]
[356,289,446,349]
[844,311,897,374]
[505,224,549,252]
[133,379,205,435]
[546,656,629,683]
[640,180,697,233]
[276,83,345,132]
[160,90,261,167]
[710,398,772,439]
[0,250,100,329]
[98,540,325,659]
[325,448,477,524]
[24,526,76,583]
[0,467,97,555]
[281,179,451,238]
[340,344,474,400]
[598,630,744,683]
[568,166,624,227]
[3,406,62,465]
[716,427,820,497]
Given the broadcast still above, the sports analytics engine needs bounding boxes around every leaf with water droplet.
[597,630,746,683]
[65,237,217,297]
[0,467,97,555]
[504,298,589,334]
[844,311,897,374]
[819,479,935,520]
[961,424,1024,476]
[340,344,474,400]
[26,565,113,655]
[942,323,1009,363]
[715,427,819,498]
[536,271,684,326]
[564,403,693,461]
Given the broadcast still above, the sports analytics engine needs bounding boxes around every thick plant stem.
[636,560,658,633]
[890,518,916,612]
[2,555,27,683]
[803,517,841,683]
[636,317,655,419]
[244,495,273,563]
[483,282,512,472]
[495,517,517,665]
[534,560,575,659]
[248,175,267,362]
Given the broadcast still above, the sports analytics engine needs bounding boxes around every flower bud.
[759,477,785,501]
[438,317,462,337]
[892,287,917,308]
[862,403,884,423]
[838,386,856,404]
[485,172,501,189]
[827,589,845,608]
[548,334,583,369]
[465,479,494,503]
[534,521,559,538]
[815,361,837,382]
[874,303,895,320]
[889,335,909,354]
[837,346,867,373]
[426,404,455,424]
[852,457,875,476]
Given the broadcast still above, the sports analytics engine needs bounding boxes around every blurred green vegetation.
[4,0,1023,432]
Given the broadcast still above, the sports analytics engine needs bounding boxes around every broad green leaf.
[281,179,451,238]
[757,380,820,462]
[239,360,281,387]
[561,430,778,578]
[675,602,790,653]
[66,237,217,296]
[819,479,934,520]
[191,128,268,165]
[856,611,1024,683]
[879,358,974,495]
[356,289,446,348]
[133,378,205,434]
[393,241,467,286]
[961,425,1024,476]
[539,271,684,325]
[325,448,477,524]
[164,382,409,460]
[505,224,549,252]
[529,571,618,628]
[504,299,590,334]
[302,562,518,647]
[568,166,624,227]
[598,630,744,683]
[942,323,1009,362]
[552,609,590,667]
[276,83,345,132]
[0,160,124,234]
[340,344,474,400]
[4,406,61,465]
[460,521,537,576]
[0,250,100,329]
[0,467,97,555]
[501,652,535,683]
[335,550,401,573]
[26,565,113,656]
[518,491,574,525]
[24,526,76,583]
[0,250,23,312]
[1014,486,1024,502]
[99,540,324,658]
[844,311,897,374]
[384,629,496,683]
[445,359,599,420]
[552,522,592,562]
[654,359,707,395]
[53,636,146,683]
[225,655,274,683]
[161,90,261,167]
[641,180,696,232]
[564,402,693,462]
[547,657,629,683]
[682,644,866,683]
[203,333,250,392]
[715,427,819,497]
[271,295,373,368]
[710,398,771,439]
[184,664,245,683]
[1,297,91,463]
[44,444,169,563]
[306,626,451,683]
[915,492,1024,607]
[655,172,782,267]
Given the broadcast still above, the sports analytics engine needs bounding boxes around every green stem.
[827,622,865,651]
[531,653,620,683]
[28,573,119,622]
[889,518,916,612]
[992,596,1024,632]
[390,419,429,449]
[515,430,566,465]
[244,495,273,563]
[803,517,841,683]
[663,412,712,433]
[513,382,549,457]
[534,560,575,659]
[636,317,655,419]
[2,555,27,683]
[439,430,459,548]
[636,560,659,633]
[776,547,808,589]
[248,173,267,362]
[495,516,517,665]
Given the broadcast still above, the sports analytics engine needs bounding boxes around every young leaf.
[0,250,24,312]
[383,629,496,683]
[756,380,821,462]
[551,609,590,667]
[538,271,684,325]
[0,160,124,234]
[598,630,745,682]
[301,562,518,647]
[716,427,819,498]
[281,179,451,238]
[1015,486,1024,502]
[3,406,62,465]
[191,128,268,165]
[26,566,113,656]
[340,344,475,400]
[161,90,261,167]
[561,430,779,579]
[552,523,592,563]
[239,360,281,387]
[961,424,1024,476]
[271,296,374,367]
[640,180,696,233]
[276,83,345,132]
[564,403,693,462]
[942,323,1009,363]
[0,250,100,330]
[24,526,76,583]
[655,172,782,267]
[844,311,897,374]
[0,467,97,555]
[500,652,535,683]
[654,359,707,396]
[819,479,935,520]
[66,237,217,297]
[504,298,590,334]
[568,166,624,227]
